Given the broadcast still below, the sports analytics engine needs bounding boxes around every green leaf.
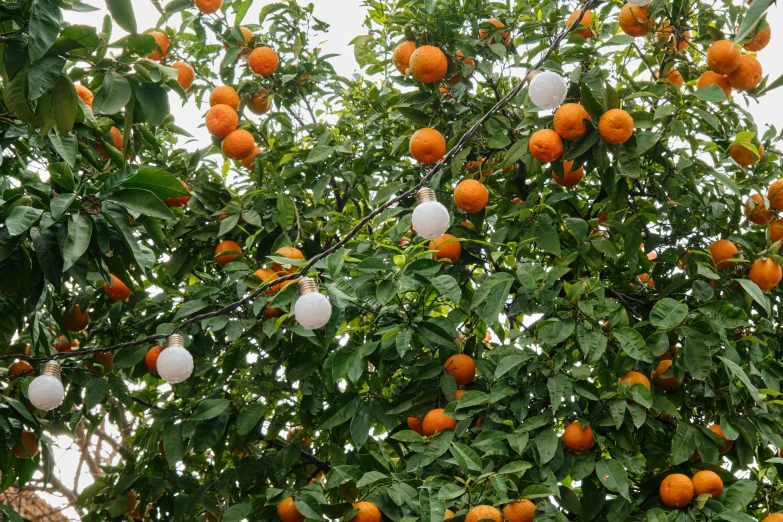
[450,442,482,472]
[534,428,558,465]
[736,279,770,314]
[612,327,651,362]
[735,0,774,45]
[430,275,461,303]
[305,145,335,163]
[532,219,561,256]
[420,430,454,467]
[596,459,630,500]
[318,395,361,430]
[396,107,430,125]
[62,213,93,271]
[190,399,231,421]
[93,71,131,115]
[649,298,688,329]
[699,301,749,328]
[717,356,760,402]
[135,83,170,126]
[84,378,109,410]
[108,189,175,220]
[32,228,63,292]
[120,166,189,198]
[49,132,77,166]
[350,402,373,449]
[684,337,711,381]
[565,217,588,242]
[53,75,78,134]
[48,162,76,192]
[6,207,44,236]
[0,505,24,522]
[236,403,266,438]
[695,84,728,103]
[723,480,757,511]
[519,484,557,500]
[163,423,186,466]
[276,196,296,230]
[498,460,532,476]
[105,0,137,33]
[28,56,66,100]
[173,299,208,320]
[29,0,61,61]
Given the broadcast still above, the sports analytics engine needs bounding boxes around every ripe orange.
[429,234,462,262]
[104,274,132,301]
[9,360,34,379]
[238,147,261,170]
[349,501,382,522]
[454,179,488,213]
[479,19,511,46]
[407,416,425,435]
[768,179,783,210]
[125,491,138,515]
[75,85,94,107]
[91,352,113,371]
[286,426,312,446]
[146,345,163,375]
[209,85,240,109]
[749,258,782,291]
[619,370,651,390]
[637,273,655,288]
[444,353,476,385]
[97,126,124,159]
[215,240,242,266]
[771,219,783,242]
[692,470,724,499]
[448,50,475,84]
[659,473,694,508]
[263,307,281,319]
[529,129,563,162]
[248,91,272,114]
[709,239,738,270]
[278,496,305,522]
[206,104,238,138]
[222,129,255,160]
[421,408,457,436]
[165,180,191,207]
[466,505,503,522]
[763,514,783,522]
[392,40,416,74]
[409,128,446,164]
[12,431,38,459]
[709,423,734,453]
[194,0,222,14]
[253,268,279,294]
[657,22,690,52]
[730,140,763,166]
[567,10,593,39]
[553,103,591,141]
[619,4,653,37]
[454,389,466,400]
[707,40,742,75]
[697,71,732,100]
[408,45,448,83]
[652,359,682,391]
[444,509,455,519]
[598,109,634,144]
[727,54,762,91]
[63,304,90,332]
[224,26,253,55]
[54,335,78,353]
[553,160,584,187]
[665,69,684,87]
[248,46,279,76]
[272,246,305,273]
[503,500,536,522]
[744,24,771,51]
[147,31,170,61]
[563,421,594,452]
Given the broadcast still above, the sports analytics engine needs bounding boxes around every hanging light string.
[1,2,596,366]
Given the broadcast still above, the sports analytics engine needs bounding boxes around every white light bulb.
[528,70,568,111]
[156,335,193,384]
[411,188,450,239]
[29,363,65,411]
[626,0,652,6]
[294,278,332,329]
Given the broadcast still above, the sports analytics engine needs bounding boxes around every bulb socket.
[166,334,185,349]
[298,277,318,295]
[41,361,61,380]
[526,69,541,81]
[416,187,436,204]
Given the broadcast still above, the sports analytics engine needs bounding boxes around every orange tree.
[1,0,783,520]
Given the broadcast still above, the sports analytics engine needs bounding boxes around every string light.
[626,0,652,5]
[411,187,450,239]
[527,70,568,111]
[28,362,65,411]
[293,277,332,329]
[156,335,194,384]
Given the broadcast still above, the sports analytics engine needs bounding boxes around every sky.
[36,0,782,520]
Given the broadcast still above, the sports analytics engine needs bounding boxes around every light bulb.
[29,362,65,411]
[411,187,450,239]
[293,277,332,329]
[156,335,194,384]
[528,70,568,111]
[626,0,652,5]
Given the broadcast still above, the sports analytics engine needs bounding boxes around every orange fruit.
[567,9,594,39]
[727,54,762,91]
[553,160,584,187]
[697,71,732,100]
[206,104,238,138]
[146,345,163,375]
[407,417,425,435]
[209,85,240,109]
[619,4,653,37]
[194,0,222,14]
[744,24,771,51]
[248,91,271,114]
[454,389,466,400]
[215,240,241,266]
[408,45,448,83]
[454,179,489,213]
[659,473,694,508]
[222,129,255,160]
[165,180,191,207]
[429,234,462,262]
[54,335,78,353]
[652,359,682,391]
[12,431,38,459]
[448,50,475,84]
[75,85,94,107]
[97,126,124,159]
[9,360,34,379]
[768,179,783,210]
[286,426,311,446]
[466,505,503,522]
[503,500,536,522]
[598,109,634,144]
[553,103,591,141]
[730,140,763,166]
[253,268,280,294]
[709,239,738,270]
[421,408,457,436]
[125,491,138,515]
[225,26,253,54]
[563,421,594,452]
[86,352,113,371]
[349,501,382,522]
[665,69,684,87]
[749,258,782,290]
[64,304,90,332]
[745,194,774,224]
[479,19,511,45]
[692,470,724,499]
[392,40,416,74]
[104,274,132,301]
[709,423,734,453]
[241,146,262,169]
[444,509,455,519]
[277,496,305,522]
[248,46,279,77]
[763,514,783,522]
[770,219,783,242]
[637,273,655,288]
[707,40,742,75]
[272,246,304,273]
[619,370,651,390]
[444,353,476,385]
[657,22,690,52]
[529,129,563,162]
[147,31,170,61]
[409,128,446,164]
